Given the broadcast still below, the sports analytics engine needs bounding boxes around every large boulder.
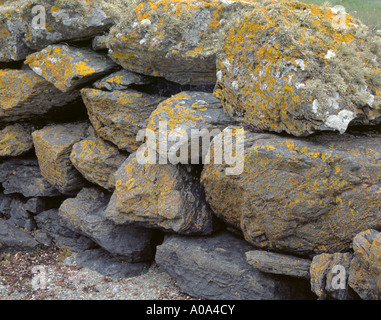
[107,0,258,85]
[105,152,214,235]
[32,122,90,194]
[20,0,117,50]
[155,231,312,300]
[0,69,80,123]
[146,91,236,163]
[59,187,154,262]
[81,88,164,153]
[70,137,128,191]
[201,127,381,256]
[0,123,34,157]
[215,1,381,135]
[25,44,117,92]
[348,229,381,300]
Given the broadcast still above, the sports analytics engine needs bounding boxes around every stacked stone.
[0,0,380,299]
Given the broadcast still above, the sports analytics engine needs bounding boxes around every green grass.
[300,0,381,29]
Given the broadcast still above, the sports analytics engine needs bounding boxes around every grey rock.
[35,209,95,252]
[0,158,61,197]
[245,250,311,279]
[71,248,150,279]
[59,187,153,262]
[0,218,39,250]
[155,231,312,300]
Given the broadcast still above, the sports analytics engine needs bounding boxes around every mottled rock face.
[32,122,90,194]
[105,152,214,235]
[201,128,381,256]
[25,44,117,92]
[81,88,164,153]
[310,252,353,300]
[93,70,153,92]
[146,91,236,163]
[215,1,381,135]
[0,69,80,123]
[20,0,116,51]
[70,137,128,191]
[107,0,258,85]
[0,123,34,157]
[0,2,32,62]
[349,229,381,300]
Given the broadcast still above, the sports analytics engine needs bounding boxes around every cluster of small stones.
[1,0,381,300]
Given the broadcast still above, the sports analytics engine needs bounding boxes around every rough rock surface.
[0,158,61,197]
[310,252,353,300]
[59,187,154,262]
[72,248,151,279]
[105,152,214,235]
[32,122,90,194]
[70,137,128,191]
[215,1,381,135]
[0,123,34,157]
[0,69,80,123]
[348,229,381,300]
[0,2,32,62]
[81,88,164,153]
[107,0,258,85]
[245,250,311,279]
[20,0,116,50]
[146,91,236,163]
[25,44,117,92]
[35,209,96,252]
[0,218,39,250]
[201,128,381,256]
[155,231,312,300]
[93,69,153,92]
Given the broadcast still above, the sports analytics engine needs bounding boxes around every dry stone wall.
[0,0,381,300]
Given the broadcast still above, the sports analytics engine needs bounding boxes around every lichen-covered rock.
[105,152,214,235]
[146,91,236,163]
[201,127,381,256]
[93,69,153,92]
[107,0,258,85]
[0,123,34,157]
[32,122,90,194]
[81,88,164,153]
[25,44,117,92]
[20,0,116,51]
[0,69,80,123]
[70,137,128,191]
[0,2,32,62]
[215,0,381,136]
[310,252,353,300]
[0,158,61,197]
[245,250,311,279]
[59,187,153,262]
[348,229,381,300]
[156,231,312,299]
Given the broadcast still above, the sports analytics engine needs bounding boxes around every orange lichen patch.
[0,124,34,157]
[105,153,213,235]
[25,44,116,92]
[201,129,381,255]
[81,88,164,153]
[215,0,381,136]
[108,0,259,85]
